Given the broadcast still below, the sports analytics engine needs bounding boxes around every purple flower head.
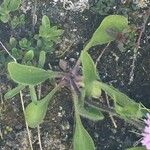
[141,113,150,150]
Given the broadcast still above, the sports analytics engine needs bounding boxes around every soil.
[0,0,150,150]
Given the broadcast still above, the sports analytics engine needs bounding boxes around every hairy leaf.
[80,51,99,96]
[73,113,95,150]
[77,103,104,121]
[23,50,34,62]
[89,15,128,47]
[4,84,25,99]
[25,85,60,128]
[42,15,51,29]
[25,101,48,128]
[8,62,56,85]
[99,82,144,118]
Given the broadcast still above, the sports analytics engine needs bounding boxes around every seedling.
[35,15,64,52]
[11,14,25,29]
[5,15,149,150]
[0,15,63,68]
[0,0,21,23]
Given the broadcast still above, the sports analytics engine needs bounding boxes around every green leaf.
[38,51,46,68]
[81,51,98,83]
[0,12,10,23]
[73,113,95,150]
[89,15,128,47]
[39,16,51,38]
[29,85,37,103]
[115,101,142,119]
[25,100,48,128]
[77,103,104,121]
[80,51,99,96]
[39,15,63,51]
[127,146,146,150]
[7,0,21,11]
[98,82,144,119]
[19,38,31,49]
[23,50,34,62]
[11,14,25,29]
[4,84,25,99]
[25,85,61,128]
[8,62,56,85]
[11,48,22,59]
[91,80,102,98]
[76,90,104,121]
[41,85,60,103]
[42,15,50,29]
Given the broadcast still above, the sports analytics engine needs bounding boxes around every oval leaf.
[25,101,48,128]
[73,114,95,150]
[8,62,55,85]
[90,15,128,46]
[25,85,60,128]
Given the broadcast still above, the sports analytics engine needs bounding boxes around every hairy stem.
[85,100,144,130]
[29,85,38,103]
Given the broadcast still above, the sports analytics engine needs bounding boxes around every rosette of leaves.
[11,14,25,29]
[36,15,64,52]
[5,15,149,150]
[0,0,21,23]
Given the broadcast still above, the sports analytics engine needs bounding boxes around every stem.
[71,84,80,119]
[29,85,37,103]
[83,40,92,52]
[72,40,93,74]
[85,100,144,130]
[19,91,33,150]
[41,83,62,104]
[38,85,42,100]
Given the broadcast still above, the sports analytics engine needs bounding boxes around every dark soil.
[0,0,150,150]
